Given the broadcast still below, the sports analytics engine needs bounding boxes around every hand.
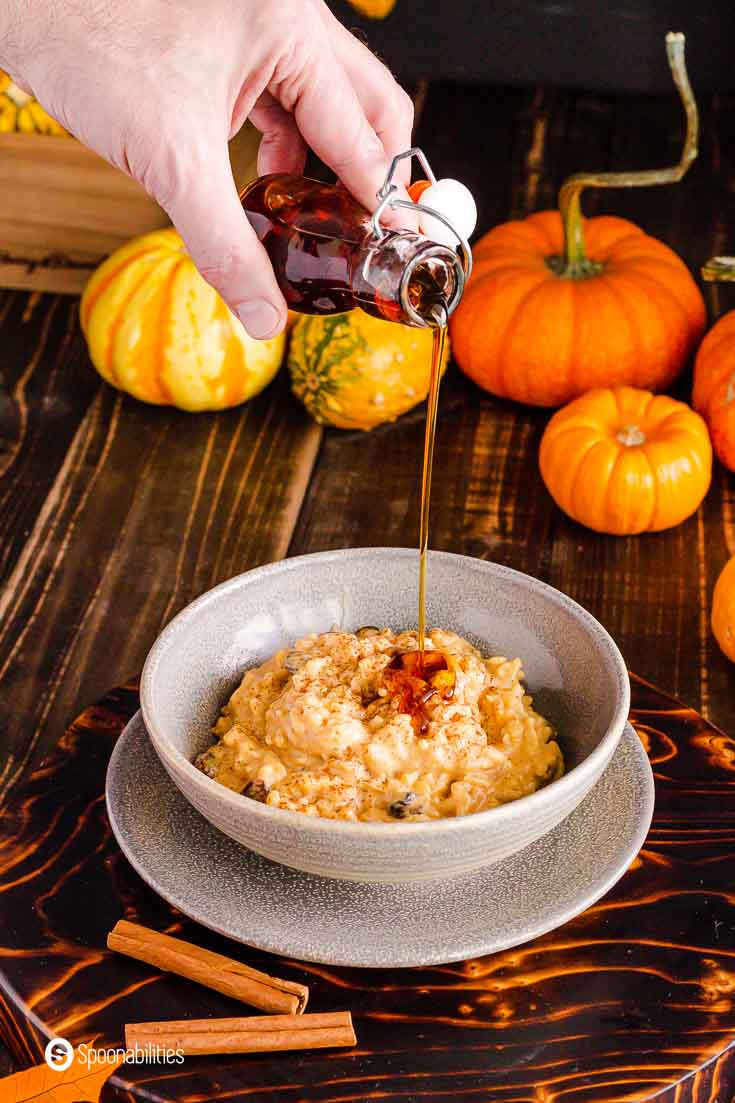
[0,0,414,337]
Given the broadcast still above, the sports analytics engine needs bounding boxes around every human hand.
[0,0,414,337]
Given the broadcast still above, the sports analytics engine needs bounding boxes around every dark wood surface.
[0,676,733,1103]
[1,79,735,1095]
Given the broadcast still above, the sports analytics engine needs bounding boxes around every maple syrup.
[240,169,466,733]
[386,300,451,732]
[384,648,455,734]
[418,306,448,657]
[240,174,464,326]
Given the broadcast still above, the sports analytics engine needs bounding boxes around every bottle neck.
[400,240,464,327]
[355,232,463,328]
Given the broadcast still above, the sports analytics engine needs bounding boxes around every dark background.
[329,1,735,91]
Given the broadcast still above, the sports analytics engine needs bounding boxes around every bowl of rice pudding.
[140,548,629,883]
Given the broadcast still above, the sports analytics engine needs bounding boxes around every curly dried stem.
[557,32,698,276]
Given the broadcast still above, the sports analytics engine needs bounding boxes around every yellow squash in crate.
[0,70,68,135]
[81,229,286,412]
[288,311,449,430]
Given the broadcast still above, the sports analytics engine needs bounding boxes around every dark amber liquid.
[240,174,455,325]
[242,175,363,314]
[385,648,455,734]
[386,302,450,731]
[242,174,454,719]
[418,318,447,656]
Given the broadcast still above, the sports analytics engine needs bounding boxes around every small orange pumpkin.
[712,555,735,662]
[450,34,706,408]
[450,213,706,407]
[693,259,735,471]
[539,386,712,535]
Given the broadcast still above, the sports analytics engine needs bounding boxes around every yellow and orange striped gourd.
[81,229,285,411]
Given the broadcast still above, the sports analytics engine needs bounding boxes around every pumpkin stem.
[702,257,735,283]
[616,424,646,447]
[557,32,698,276]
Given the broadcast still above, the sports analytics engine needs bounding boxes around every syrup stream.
[417,305,448,657]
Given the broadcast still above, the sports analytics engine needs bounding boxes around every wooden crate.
[0,125,260,294]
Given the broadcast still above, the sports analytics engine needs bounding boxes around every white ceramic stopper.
[417,179,477,247]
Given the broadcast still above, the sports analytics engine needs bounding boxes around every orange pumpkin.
[693,259,735,471]
[712,555,735,662]
[539,386,712,535]
[450,33,705,407]
[693,310,735,470]
[450,213,706,407]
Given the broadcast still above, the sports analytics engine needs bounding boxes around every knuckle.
[120,115,193,213]
[144,125,222,214]
[269,32,322,112]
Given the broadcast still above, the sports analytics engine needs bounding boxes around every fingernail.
[236,300,282,339]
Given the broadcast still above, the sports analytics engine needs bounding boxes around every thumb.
[162,146,287,340]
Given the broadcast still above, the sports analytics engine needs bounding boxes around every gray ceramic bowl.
[140,548,629,883]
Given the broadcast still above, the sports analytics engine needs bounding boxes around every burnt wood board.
[0,677,733,1102]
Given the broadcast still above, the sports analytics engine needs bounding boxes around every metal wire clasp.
[370,147,473,281]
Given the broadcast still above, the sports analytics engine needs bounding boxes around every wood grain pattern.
[0,677,733,1102]
[0,292,320,802]
[0,134,168,269]
[0,258,101,295]
[0,123,260,293]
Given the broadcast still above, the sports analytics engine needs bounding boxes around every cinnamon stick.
[125,1012,356,1055]
[107,920,308,1014]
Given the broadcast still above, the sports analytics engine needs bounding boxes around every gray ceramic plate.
[106,713,654,968]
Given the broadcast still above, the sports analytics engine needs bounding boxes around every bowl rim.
[140,548,630,838]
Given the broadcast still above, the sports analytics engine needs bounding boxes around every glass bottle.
[239,174,465,328]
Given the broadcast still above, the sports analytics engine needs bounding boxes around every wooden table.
[1,80,734,1090]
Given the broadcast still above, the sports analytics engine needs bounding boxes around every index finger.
[293,47,416,231]
[323,12,415,189]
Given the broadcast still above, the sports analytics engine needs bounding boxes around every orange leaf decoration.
[0,1053,123,1103]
